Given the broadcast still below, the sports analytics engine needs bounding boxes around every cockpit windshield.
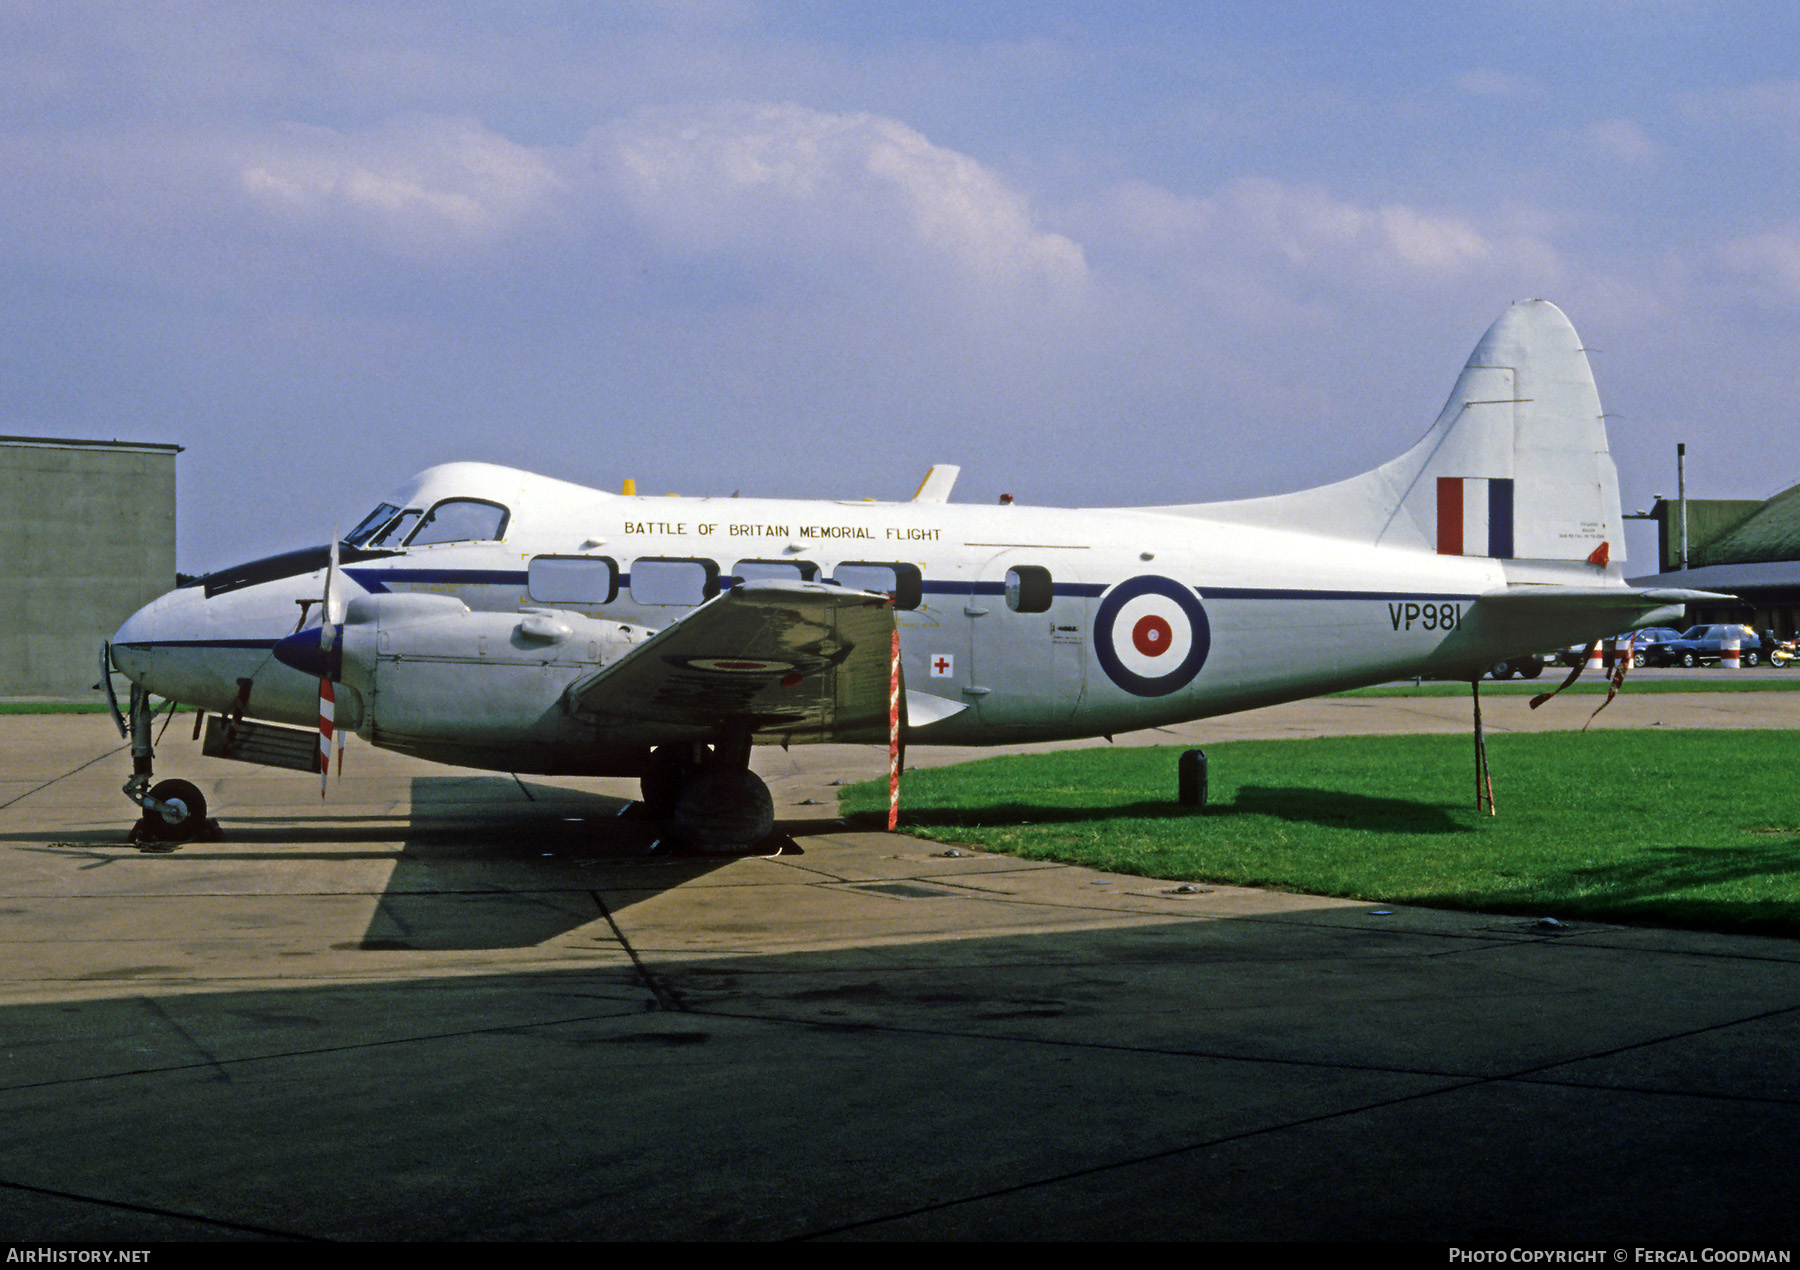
[339,496,509,551]
[368,509,422,548]
[407,498,510,546]
[343,503,401,547]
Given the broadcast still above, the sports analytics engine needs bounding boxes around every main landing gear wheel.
[134,779,209,847]
[638,739,787,854]
[674,767,776,852]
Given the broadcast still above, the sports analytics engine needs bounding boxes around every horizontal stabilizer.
[566,579,898,742]
[1470,586,1736,646]
[1476,585,1735,613]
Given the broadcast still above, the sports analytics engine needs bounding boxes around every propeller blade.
[318,676,335,798]
[319,531,342,800]
[321,534,343,654]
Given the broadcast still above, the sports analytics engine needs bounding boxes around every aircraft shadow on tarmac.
[356,776,761,952]
[27,775,754,952]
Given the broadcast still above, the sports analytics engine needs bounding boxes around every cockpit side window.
[405,498,510,547]
[367,509,422,549]
[344,503,401,548]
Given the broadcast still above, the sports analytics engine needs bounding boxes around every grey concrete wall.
[0,438,178,698]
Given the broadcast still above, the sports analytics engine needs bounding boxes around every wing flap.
[567,580,898,742]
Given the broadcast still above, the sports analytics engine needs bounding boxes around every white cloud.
[584,102,1088,296]
[239,116,563,255]
[1585,118,1659,167]
[227,102,1089,307]
[1097,176,1551,286]
[1718,227,1800,304]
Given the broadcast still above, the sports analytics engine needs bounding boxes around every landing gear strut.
[119,682,218,848]
[639,721,789,854]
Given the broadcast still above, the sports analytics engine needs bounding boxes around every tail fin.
[1178,300,1624,564]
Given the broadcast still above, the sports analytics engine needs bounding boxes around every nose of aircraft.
[109,575,337,725]
[110,586,207,695]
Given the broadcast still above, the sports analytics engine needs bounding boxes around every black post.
[1178,749,1208,808]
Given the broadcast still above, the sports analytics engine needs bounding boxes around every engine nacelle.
[332,593,651,752]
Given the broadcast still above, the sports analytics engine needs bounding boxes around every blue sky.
[5,1,1798,569]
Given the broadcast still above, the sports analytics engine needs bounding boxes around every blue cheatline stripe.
[341,565,1482,606]
[117,639,278,650]
[1487,478,1515,559]
[925,580,1109,598]
[345,567,530,593]
[1198,586,1481,602]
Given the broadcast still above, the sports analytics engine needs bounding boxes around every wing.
[565,579,898,743]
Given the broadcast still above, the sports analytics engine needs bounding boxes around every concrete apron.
[1,701,1797,1242]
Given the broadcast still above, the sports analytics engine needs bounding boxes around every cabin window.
[367,509,421,549]
[344,503,401,548]
[833,562,923,610]
[630,557,720,606]
[406,498,511,547]
[730,559,820,585]
[1005,566,1053,613]
[528,555,618,605]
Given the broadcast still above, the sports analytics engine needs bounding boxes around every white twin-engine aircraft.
[108,300,1719,848]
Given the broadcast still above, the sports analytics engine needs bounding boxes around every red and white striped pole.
[887,628,902,831]
[1723,634,1741,670]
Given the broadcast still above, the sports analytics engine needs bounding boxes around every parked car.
[1619,627,1685,668]
[1656,624,1764,668]
[1555,629,1679,669]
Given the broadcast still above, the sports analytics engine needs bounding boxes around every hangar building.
[0,435,180,699]
[1632,484,1800,637]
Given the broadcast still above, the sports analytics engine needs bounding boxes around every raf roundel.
[1092,575,1210,697]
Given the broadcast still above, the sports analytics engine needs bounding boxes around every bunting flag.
[1530,642,1594,710]
[1584,633,1635,731]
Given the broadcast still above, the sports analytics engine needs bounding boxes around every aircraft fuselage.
[110,464,1662,776]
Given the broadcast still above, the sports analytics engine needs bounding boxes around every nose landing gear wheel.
[133,779,209,848]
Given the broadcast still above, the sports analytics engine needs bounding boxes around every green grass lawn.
[844,730,1800,935]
